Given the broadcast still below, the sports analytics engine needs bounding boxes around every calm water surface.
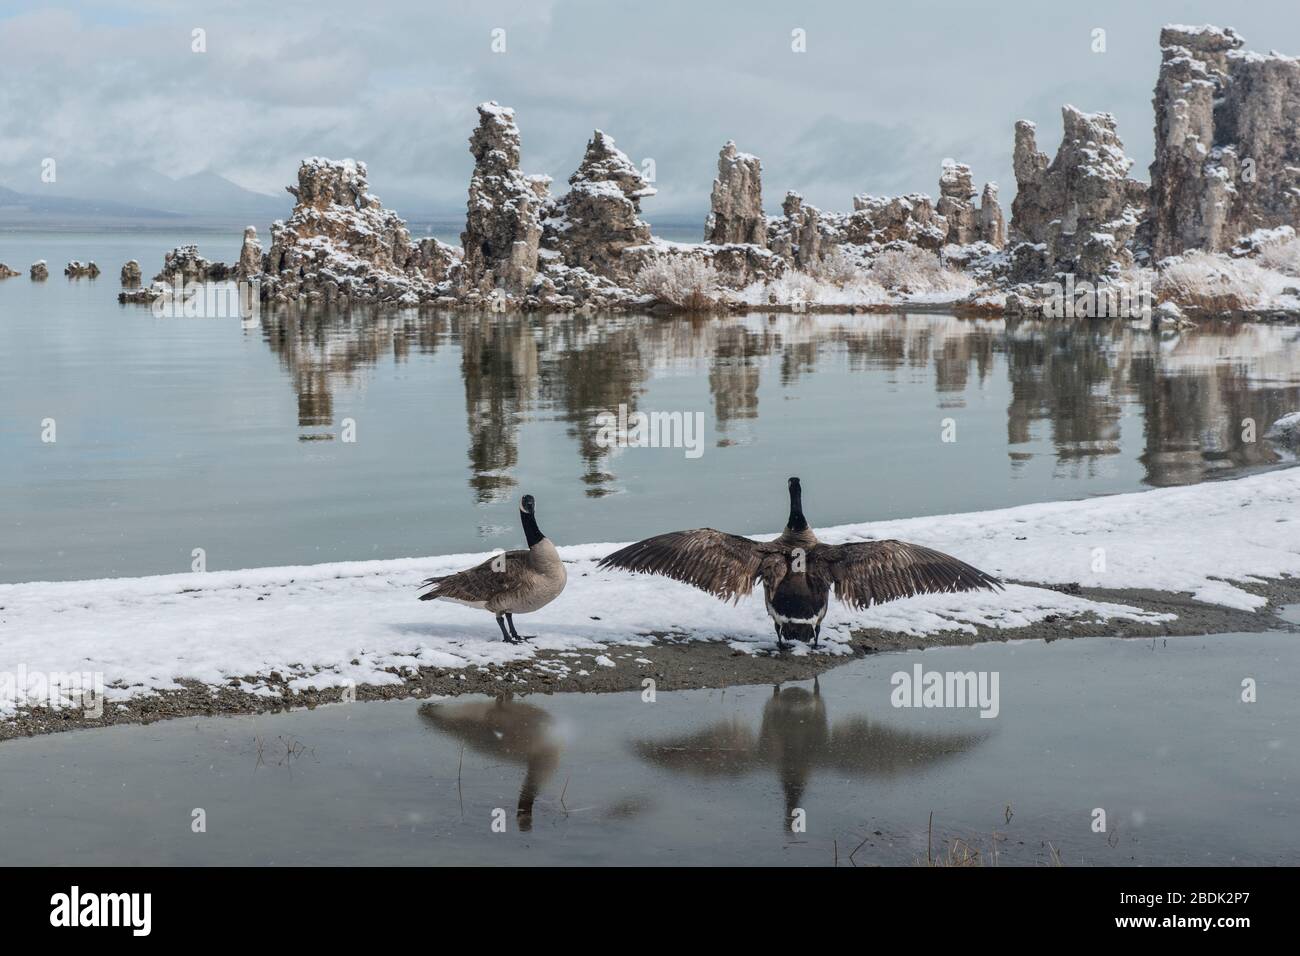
[0,632,1295,866]
[2,230,1299,583]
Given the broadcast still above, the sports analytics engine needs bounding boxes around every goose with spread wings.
[596,477,1001,647]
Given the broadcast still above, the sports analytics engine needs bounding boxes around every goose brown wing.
[810,540,1001,610]
[419,551,527,602]
[597,529,779,602]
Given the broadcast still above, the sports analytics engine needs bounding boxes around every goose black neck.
[786,485,808,533]
[521,509,545,547]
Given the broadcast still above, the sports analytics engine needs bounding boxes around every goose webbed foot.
[772,622,788,653]
[496,616,519,644]
[505,614,534,642]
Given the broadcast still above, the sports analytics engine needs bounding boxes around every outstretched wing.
[811,539,1001,610]
[597,529,779,603]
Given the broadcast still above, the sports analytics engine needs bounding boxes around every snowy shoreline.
[3,466,1300,729]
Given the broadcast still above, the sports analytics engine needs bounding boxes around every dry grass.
[633,255,724,310]
[868,246,969,293]
[803,247,863,287]
[742,270,888,308]
[773,269,824,302]
[911,811,1066,868]
[1257,236,1300,277]
[1155,251,1272,312]
[253,733,315,768]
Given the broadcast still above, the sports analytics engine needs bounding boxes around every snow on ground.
[3,468,1300,713]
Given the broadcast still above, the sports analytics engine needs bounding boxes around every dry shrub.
[867,246,966,293]
[803,247,863,287]
[1257,237,1300,277]
[633,255,723,310]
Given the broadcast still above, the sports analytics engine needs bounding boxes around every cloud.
[1,0,1298,217]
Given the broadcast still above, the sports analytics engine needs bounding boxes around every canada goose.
[418,494,567,643]
[598,477,1001,648]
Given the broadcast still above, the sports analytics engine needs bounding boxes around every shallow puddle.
[1,631,1296,865]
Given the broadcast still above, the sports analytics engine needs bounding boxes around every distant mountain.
[0,164,291,223]
[0,185,184,224]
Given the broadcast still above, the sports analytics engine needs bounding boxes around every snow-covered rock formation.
[542,130,655,281]
[460,102,549,295]
[705,141,766,246]
[840,193,948,250]
[154,244,231,283]
[768,191,823,268]
[101,25,1299,319]
[934,162,1006,249]
[1147,24,1300,258]
[978,183,1006,248]
[1009,106,1147,279]
[260,157,459,306]
[937,162,979,245]
[235,227,262,280]
[64,261,100,278]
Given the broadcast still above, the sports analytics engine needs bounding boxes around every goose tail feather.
[418,575,448,601]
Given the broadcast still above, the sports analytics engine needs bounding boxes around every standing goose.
[419,495,567,643]
[597,477,1000,648]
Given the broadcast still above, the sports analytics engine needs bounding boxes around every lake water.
[2,229,1299,584]
[1,631,1295,866]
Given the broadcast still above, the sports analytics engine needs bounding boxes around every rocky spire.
[1148,24,1300,257]
[1009,121,1051,245]
[1009,106,1146,278]
[705,141,766,246]
[978,183,1006,248]
[769,191,822,267]
[460,102,549,294]
[236,226,263,279]
[937,161,978,245]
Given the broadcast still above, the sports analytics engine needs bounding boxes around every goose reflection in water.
[633,678,986,825]
[419,695,560,832]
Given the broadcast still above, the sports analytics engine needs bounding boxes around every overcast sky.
[2,0,1298,221]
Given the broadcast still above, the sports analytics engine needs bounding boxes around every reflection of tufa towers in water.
[1001,319,1299,485]
[256,309,1300,493]
[260,309,436,436]
[1131,323,1296,486]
